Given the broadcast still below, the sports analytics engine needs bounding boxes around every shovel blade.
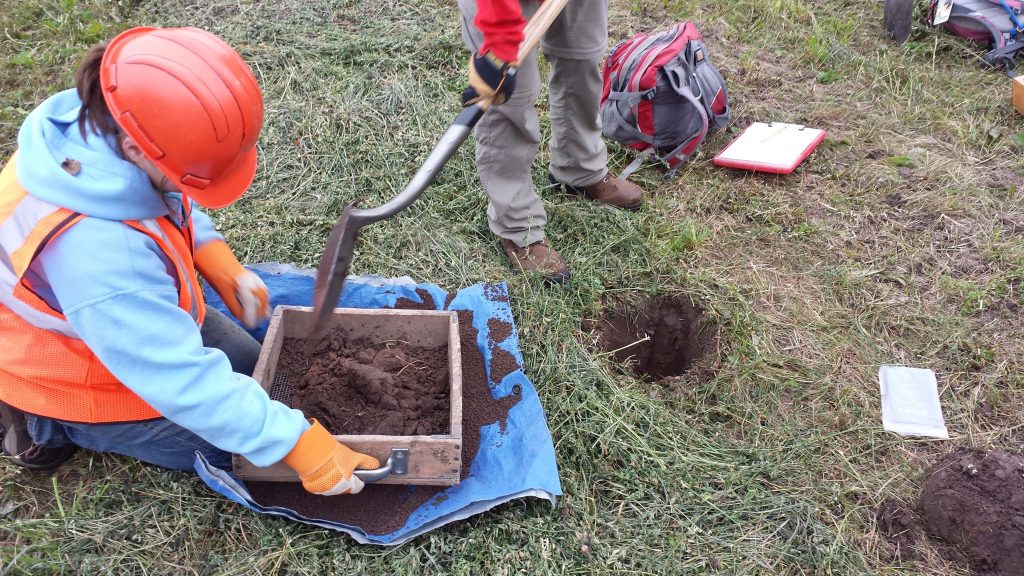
[309,202,360,341]
[883,0,913,44]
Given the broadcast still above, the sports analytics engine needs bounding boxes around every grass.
[2,0,1023,574]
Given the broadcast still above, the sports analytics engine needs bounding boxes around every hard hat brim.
[181,147,257,209]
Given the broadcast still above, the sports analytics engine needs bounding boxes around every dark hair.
[75,42,119,141]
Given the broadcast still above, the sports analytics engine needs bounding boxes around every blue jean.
[26,306,259,471]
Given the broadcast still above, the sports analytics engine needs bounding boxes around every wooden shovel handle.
[516,0,571,65]
[476,0,570,112]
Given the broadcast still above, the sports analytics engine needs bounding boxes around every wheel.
[884,0,914,44]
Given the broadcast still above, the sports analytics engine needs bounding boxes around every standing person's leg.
[457,0,569,282]
[543,0,643,209]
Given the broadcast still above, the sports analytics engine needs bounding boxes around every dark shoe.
[550,172,643,210]
[3,442,78,472]
[0,402,76,472]
[499,238,570,284]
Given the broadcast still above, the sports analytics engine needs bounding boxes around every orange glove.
[282,419,381,496]
[194,240,270,329]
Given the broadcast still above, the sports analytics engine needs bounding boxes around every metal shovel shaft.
[307,106,484,342]
[349,106,482,227]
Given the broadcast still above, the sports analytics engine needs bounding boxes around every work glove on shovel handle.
[462,51,516,107]
[282,419,381,496]
[194,240,271,329]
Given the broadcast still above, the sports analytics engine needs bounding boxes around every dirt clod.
[918,448,1024,576]
[876,498,920,561]
[586,294,716,381]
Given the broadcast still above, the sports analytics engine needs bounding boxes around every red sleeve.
[475,0,525,62]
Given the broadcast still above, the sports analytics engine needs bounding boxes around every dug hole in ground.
[585,293,719,385]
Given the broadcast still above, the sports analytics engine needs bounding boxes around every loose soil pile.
[246,288,522,535]
[875,498,921,562]
[585,294,715,381]
[280,330,450,436]
[918,449,1024,575]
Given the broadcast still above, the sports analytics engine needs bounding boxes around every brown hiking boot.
[499,238,570,284]
[550,172,643,210]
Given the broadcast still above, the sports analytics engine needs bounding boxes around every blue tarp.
[194,264,562,545]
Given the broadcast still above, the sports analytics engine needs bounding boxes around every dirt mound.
[282,332,451,436]
[875,498,921,561]
[586,294,715,381]
[919,448,1024,575]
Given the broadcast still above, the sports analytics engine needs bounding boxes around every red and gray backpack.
[600,22,730,179]
[942,0,1024,75]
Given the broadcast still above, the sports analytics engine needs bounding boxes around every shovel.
[308,0,570,342]
[883,0,913,44]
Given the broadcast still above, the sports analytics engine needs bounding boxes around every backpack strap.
[605,87,655,105]
[996,0,1024,38]
[662,59,694,97]
[659,123,708,177]
[682,39,731,128]
[603,89,656,146]
[988,0,1022,11]
[617,149,654,181]
[983,39,1024,75]
[657,58,710,168]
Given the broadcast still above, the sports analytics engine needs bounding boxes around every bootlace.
[20,444,45,460]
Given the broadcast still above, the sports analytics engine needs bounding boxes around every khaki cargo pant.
[457,0,609,247]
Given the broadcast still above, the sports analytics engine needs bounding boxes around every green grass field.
[2,0,1023,574]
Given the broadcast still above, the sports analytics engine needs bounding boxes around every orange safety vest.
[0,153,206,423]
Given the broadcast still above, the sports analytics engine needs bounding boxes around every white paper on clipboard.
[930,0,953,25]
[713,122,825,172]
[878,366,949,439]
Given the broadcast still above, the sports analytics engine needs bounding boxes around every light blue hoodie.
[13,89,308,467]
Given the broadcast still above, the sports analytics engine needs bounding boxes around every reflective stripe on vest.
[0,154,206,423]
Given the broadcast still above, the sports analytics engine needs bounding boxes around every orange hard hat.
[100,27,264,208]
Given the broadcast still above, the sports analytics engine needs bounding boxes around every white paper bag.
[878,366,949,439]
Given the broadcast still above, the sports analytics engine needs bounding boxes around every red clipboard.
[712,122,826,174]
